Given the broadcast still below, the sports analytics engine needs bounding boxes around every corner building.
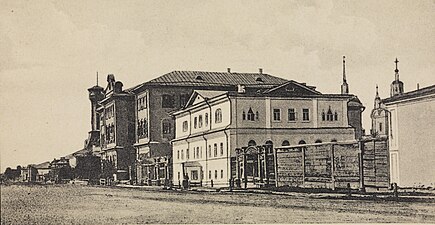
[172,80,364,187]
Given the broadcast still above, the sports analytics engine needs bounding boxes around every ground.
[1,184,435,224]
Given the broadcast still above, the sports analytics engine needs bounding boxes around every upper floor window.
[214,143,218,157]
[198,115,203,128]
[242,111,246,120]
[215,108,222,123]
[282,140,290,146]
[334,112,338,121]
[137,95,147,111]
[196,147,200,159]
[302,109,310,121]
[273,109,281,121]
[137,119,148,139]
[205,113,209,127]
[182,121,188,132]
[186,148,189,159]
[288,108,296,121]
[208,145,212,158]
[220,143,224,156]
[379,122,383,132]
[181,149,184,160]
[247,108,255,121]
[162,95,175,108]
[194,117,198,129]
[162,120,171,135]
[323,107,338,121]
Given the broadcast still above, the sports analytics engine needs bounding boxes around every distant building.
[371,59,435,187]
[172,64,364,187]
[49,157,73,182]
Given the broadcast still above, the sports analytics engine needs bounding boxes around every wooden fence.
[274,137,389,190]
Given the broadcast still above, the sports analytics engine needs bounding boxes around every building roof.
[383,84,435,104]
[129,70,289,91]
[33,161,50,169]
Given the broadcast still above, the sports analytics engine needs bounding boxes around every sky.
[1,0,434,172]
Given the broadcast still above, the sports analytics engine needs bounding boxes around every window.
[255,111,259,120]
[196,147,200,159]
[214,170,218,179]
[162,120,171,135]
[194,117,198,129]
[208,145,212,158]
[288,108,296,121]
[138,119,148,138]
[177,150,180,159]
[181,150,184,160]
[137,95,147,111]
[247,108,255,121]
[193,147,196,159]
[209,170,212,179]
[205,113,209,127]
[198,115,203,128]
[315,139,322,143]
[221,170,224,179]
[248,140,256,146]
[273,109,281,121]
[214,143,218,157]
[220,143,224,156]
[182,121,188,132]
[178,172,180,180]
[282,140,290,146]
[326,107,333,121]
[298,140,306,144]
[215,108,222,123]
[186,149,189,159]
[242,111,246,120]
[302,109,310,121]
[322,111,326,121]
[334,112,338,121]
[379,122,383,132]
[162,95,174,108]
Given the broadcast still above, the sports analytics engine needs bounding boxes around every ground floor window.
[191,170,199,180]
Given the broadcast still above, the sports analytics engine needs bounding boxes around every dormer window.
[255,77,263,82]
[195,75,204,80]
[247,108,255,121]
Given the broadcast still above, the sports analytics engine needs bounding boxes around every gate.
[235,145,275,188]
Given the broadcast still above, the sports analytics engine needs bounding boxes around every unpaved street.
[1,184,434,224]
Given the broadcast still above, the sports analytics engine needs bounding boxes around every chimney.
[227,68,231,73]
[417,83,420,90]
[237,84,246,93]
[259,68,263,74]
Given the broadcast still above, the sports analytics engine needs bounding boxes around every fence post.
[358,140,366,192]
[273,146,279,187]
[331,144,335,191]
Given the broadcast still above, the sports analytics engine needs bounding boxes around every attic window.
[255,77,263,82]
[195,75,204,80]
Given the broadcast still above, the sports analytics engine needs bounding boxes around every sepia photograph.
[1,0,434,224]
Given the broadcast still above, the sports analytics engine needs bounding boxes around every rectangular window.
[162,121,171,134]
[273,109,281,121]
[182,121,188,132]
[221,170,224,179]
[178,172,180,180]
[177,150,180,159]
[186,149,189,159]
[214,170,218,179]
[181,150,184,160]
[302,109,310,121]
[209,170,211,179]
[205,113,209,127]
[194,117,197,129]
[196,147,200,159]
[214,143,218,157]
[379,122,383,132]
[288,108,296,121]
[220,143,224,156]
[208,145,212,158]
[198,115,203,128]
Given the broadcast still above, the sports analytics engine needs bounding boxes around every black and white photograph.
[1,0,434,224]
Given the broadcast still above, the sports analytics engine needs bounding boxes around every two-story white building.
[172,79,364,187]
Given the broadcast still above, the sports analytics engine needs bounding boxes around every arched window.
[248,140,257,146]
[282,140,290,146]
[326,106,333,121]
[247,108,255,121]
[315,139,322,143]
[331,139,337,142]
[215,108,222,123]
[298,140,306,145]
[265,140,273,146]
[265,140,273,153]
[205,113,209,127]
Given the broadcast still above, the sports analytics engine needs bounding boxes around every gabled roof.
[383,84,435,104]
[183,90,228,109]
[261,80,322,96]
[129,70,288,91]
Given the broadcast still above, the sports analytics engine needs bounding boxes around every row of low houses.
[46,57,433,188]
